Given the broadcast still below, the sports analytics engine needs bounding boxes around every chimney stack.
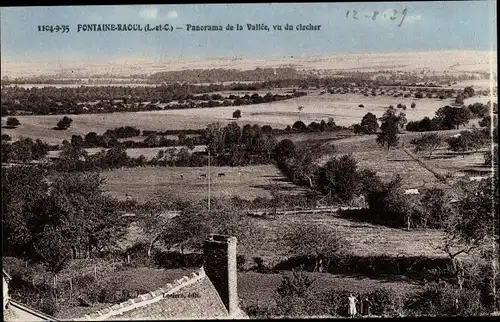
[203,234,238,316]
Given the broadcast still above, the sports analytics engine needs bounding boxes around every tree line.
[406,102,496,132]
[1,85,307,116]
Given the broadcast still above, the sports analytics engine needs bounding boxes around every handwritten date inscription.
[346,8,408,27]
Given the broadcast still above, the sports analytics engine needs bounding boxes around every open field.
[2,50,495,77]
[245,212,447,260]
[101,165,306,202]
[1,89,490,145]
[316,130,493,191]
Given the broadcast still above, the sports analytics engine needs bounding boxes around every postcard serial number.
[38,25,70,33]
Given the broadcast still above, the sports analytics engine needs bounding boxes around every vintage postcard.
[1,2,498,320]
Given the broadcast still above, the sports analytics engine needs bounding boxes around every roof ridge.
[74,267,206,321]
[9,299,59,321]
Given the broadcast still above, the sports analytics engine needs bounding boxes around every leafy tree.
[57,140,88,171]
[56,116,73,130]
[253,134,277,162]
[435,106,472,130]
[224,122,242,147]
[144,133,159,147]
[415,92,423,99]
[274,269,318,317]
[292,120,307,132]
[2,165,49,257]
[282,224,346,272]
[261,125,273,134]
[416,188,453,228]
[32,225,72,275]
[163,198,258,253]
[204,122,226,157]
[297,105,304,120]
[317,154,362,202]
[281,146,319,188]
[410,133,442,158]
[463,86,475,98]
[274,139,296,160]
[377,117,400,150]
[366,175,413,229]
[84,132,100,147]
[71,135,84,148]
[359,112,379,135]
[411,102,416,109]
[446,130,489,156]
[232,109,242,119]
[6,117,21,128]
[441,178,497,289]
[468,103,489,118]
[479,114,497,130]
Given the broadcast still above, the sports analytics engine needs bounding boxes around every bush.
[232,109,242,119]
[237,254,246,271]
[366,288,404,317]
[6,117,21,128]
[405,282,485,317]
[319,289,360,317]
[40,297,58,316]
[56,116,73,130]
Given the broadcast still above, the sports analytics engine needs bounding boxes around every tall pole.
[208,150,211,213]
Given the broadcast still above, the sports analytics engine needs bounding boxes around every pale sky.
[0,2,497,63]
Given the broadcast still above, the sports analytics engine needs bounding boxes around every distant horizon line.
[1,49,497,66]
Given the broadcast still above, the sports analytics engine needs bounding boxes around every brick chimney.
[203,234,238,316]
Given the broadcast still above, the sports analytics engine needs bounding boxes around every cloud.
[139,8,158,20]
[167,10,178,19]
[405,14,422,24]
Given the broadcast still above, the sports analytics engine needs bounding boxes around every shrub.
[6,117,21,128]
[319,289,360,317]
[237,254,246,271]
[405,282,484,317]
[40,297,58,316]
[232,109,242,119]
[56,116,73,130]
[366,288,404,317]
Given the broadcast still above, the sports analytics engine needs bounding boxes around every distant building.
[404,189,420,195]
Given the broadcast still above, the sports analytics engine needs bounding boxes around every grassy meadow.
[101,165,306,202]
[1,89,490,145]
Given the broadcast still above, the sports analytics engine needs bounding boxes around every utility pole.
[208,150,211,213]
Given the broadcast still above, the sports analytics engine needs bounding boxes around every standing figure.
[361,297,371,316]
[348,294,357,317]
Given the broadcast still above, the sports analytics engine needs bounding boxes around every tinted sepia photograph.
[1,1,498,320]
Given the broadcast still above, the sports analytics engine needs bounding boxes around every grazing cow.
[218,173,225,177]
[180,174,184,179]
[404,189,420,195]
